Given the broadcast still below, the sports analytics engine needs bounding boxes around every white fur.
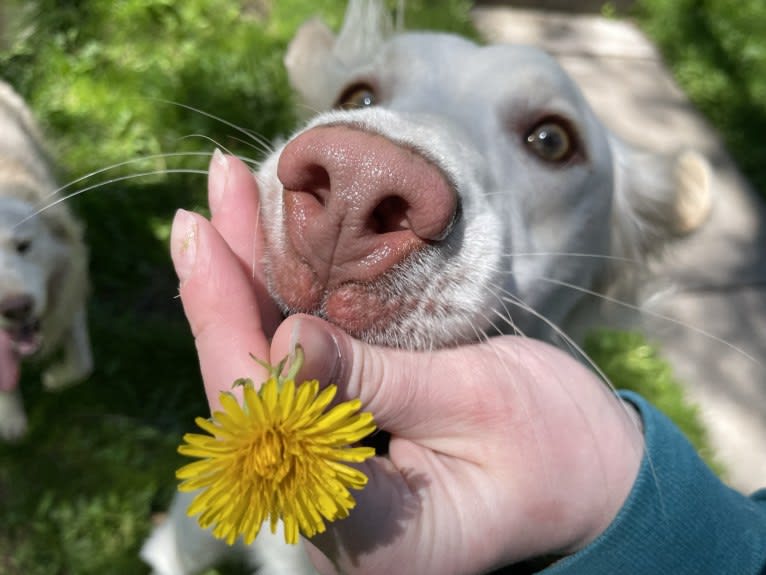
[141,491,318,575]
[142,1,711,572]
[264,14,710,346]
[0,79,92,441]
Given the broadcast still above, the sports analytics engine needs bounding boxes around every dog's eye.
[336,83,377,110]
[15,239,31,255]
[525,119,577,163]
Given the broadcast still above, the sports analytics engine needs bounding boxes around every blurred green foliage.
[636,0,766,195]
[0,1,475,573]
[0,0,721,572]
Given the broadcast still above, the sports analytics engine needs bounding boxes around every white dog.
[142,1,711,573]
[0,80,93,441]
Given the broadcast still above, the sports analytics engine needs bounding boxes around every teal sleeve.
[538,390,766,575]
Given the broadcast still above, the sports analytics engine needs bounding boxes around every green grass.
[0,1,723,572]
[0,2,475,573]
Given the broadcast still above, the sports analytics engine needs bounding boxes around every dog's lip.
[1,319,42,357]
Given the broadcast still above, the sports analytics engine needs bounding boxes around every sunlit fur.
[259,13,709,349]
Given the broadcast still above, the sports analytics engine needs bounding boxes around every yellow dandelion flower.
[176,348,376,545]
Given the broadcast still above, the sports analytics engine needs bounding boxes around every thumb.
[270,315,443,571]
[269,314,487,438]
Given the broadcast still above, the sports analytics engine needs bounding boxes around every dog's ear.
[285,0,393,116]
[610,138,713,261]
[284,17,340,114]
[670,149,713,235]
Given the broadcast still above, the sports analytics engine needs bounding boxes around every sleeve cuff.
[537,390,766,575]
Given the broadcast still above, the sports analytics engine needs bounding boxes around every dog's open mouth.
[0,320,42,393]
[1,318,43,357]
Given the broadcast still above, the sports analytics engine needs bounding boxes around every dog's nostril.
[285,163,332,208]
[0,295,34,323]
[369,196,411,234]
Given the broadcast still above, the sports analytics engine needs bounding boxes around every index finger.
[170,208,271,410]
[207,150,281,335]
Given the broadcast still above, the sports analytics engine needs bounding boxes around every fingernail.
[292,318,343,386]
[171,209,198,284]
[208,148,229,214]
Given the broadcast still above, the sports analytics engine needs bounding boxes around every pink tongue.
[0,331,20,392]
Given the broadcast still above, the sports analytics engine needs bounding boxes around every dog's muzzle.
[0,294,42,357]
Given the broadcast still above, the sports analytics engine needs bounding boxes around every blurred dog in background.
[0,79,92,440]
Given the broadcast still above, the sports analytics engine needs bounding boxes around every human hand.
[170,153,644,574]
[170,150,281,409]
[269,316,645,574]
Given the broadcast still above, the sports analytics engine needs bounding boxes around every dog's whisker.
[38,151,215,205]
[175,134,240,157]
[235,155,261,167]
[175,133,272,163]
[227,134,275,157]
[502,292,654,496]
[488,285,665,511]
[146,97,274,152]
[477,307,520,341]
[523,273,763,368]
[15,169,209,229]
[479,285,526,338]
[500,250,643,267]
[175,136,264,166]
[497,289,614,389]
[469,307,570,493]
[489,308,524,338]
[486,278,586,361]
[470,310,500,342]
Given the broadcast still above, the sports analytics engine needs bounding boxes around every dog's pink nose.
[0,294,33,324]
[277,126,457,287]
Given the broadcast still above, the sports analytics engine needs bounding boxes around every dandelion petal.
[176,362,376,546]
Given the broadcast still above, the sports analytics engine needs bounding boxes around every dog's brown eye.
[525,119,576,163]
[336,83,377,110]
